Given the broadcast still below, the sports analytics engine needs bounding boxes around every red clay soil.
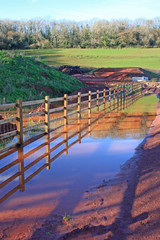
[73,67,150,85]
[95,68,145,80]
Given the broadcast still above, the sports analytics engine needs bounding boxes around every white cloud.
[108,139,140,153]
[69,142,100,155]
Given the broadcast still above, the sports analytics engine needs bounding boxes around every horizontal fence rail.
[0,83,145,153]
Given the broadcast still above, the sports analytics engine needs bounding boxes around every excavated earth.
[72,67,157,85]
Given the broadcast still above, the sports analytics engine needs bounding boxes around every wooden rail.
[0,83,144,153]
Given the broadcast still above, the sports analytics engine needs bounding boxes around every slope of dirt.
[73,67,158,85]
[95,67,145,81]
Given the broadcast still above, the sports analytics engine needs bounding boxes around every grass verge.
[123,95,158,114]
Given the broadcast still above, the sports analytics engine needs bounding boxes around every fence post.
[46,134,50,170]
[113,88,115,111]
[133,83,135,103]
[126,84,128,108]
[130,83,132,106]
[123,85,125,110]
[129,84,131,106]
[103,89,106,113]
[45,96,50,134]
[109,88,111,111]
[88,91,91,117]
[16,99,23,146]
[117,87,119,112]
[132,83,133,104]
[64,94,68,126]
[128,84,130,106]
[88,91,91,136]
[78,121,81,144]
[120,85,122,111]
[64,131,68,155]
[97,90,99,112]
[77,92,81,120]
[64,94,68,154]
[77,92,81,143]
[18,148,25,192]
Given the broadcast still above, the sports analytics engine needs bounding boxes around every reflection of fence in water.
[0,110,155,204]
[0,83,144,153]
[91,113,156,139]
[0,115,102,204]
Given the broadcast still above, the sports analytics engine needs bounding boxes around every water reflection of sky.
[0,132,142,213]
[1,111,156,225]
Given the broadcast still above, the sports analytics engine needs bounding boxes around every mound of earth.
[72,67,158,85]
[59,65,82,75]
[95,67,146,81]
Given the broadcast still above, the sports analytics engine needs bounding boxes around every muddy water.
[0,113,156,238]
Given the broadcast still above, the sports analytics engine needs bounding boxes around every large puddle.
[0,112,156,227]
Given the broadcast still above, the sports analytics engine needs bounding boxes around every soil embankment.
[72,67,158,85]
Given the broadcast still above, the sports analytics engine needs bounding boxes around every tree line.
[0,18,160,49]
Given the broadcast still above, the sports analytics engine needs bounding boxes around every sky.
[1,0,160,22]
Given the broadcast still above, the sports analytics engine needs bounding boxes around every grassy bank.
[22,48,160,70]
[124,95,158,114]
[0,51,84,103]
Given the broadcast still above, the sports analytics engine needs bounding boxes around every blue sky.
[1,0,160,21]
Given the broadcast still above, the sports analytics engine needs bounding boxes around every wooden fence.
[0,83,144,153]
[0,108,152,204]
[0,116,99,204]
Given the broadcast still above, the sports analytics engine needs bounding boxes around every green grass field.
[22,48,160,70]
[124,95,158,114]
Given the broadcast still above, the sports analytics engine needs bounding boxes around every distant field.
[22,48,160,70]
[124,95,158,114]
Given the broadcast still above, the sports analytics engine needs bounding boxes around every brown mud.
[72,68,156,85]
